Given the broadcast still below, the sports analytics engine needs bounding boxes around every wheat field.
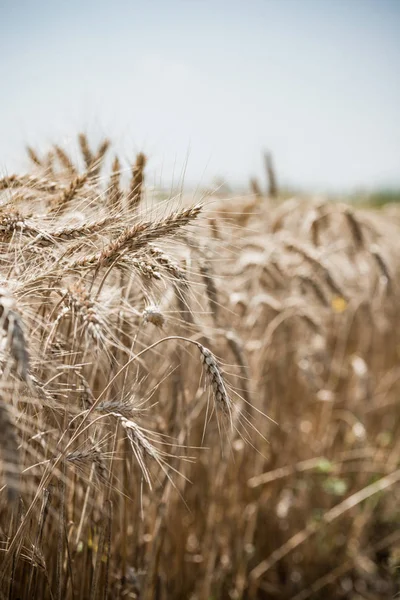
[0,136,399,599]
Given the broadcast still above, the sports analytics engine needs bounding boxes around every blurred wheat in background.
[0,135,399,599]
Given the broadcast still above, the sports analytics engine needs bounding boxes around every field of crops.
[0,136,399,599]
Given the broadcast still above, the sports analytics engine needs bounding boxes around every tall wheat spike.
[129,152,147,210]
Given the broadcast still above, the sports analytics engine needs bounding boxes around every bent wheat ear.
[199,345,232,418]
[67,444,107,481]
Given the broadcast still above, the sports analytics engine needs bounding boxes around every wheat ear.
[129,153,147,210]
[68,204,202,270]
[26,147,42,167]
[78,133,94,169]
[0,400,20,501]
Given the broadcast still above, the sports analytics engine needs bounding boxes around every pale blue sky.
[1,0,399,191]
